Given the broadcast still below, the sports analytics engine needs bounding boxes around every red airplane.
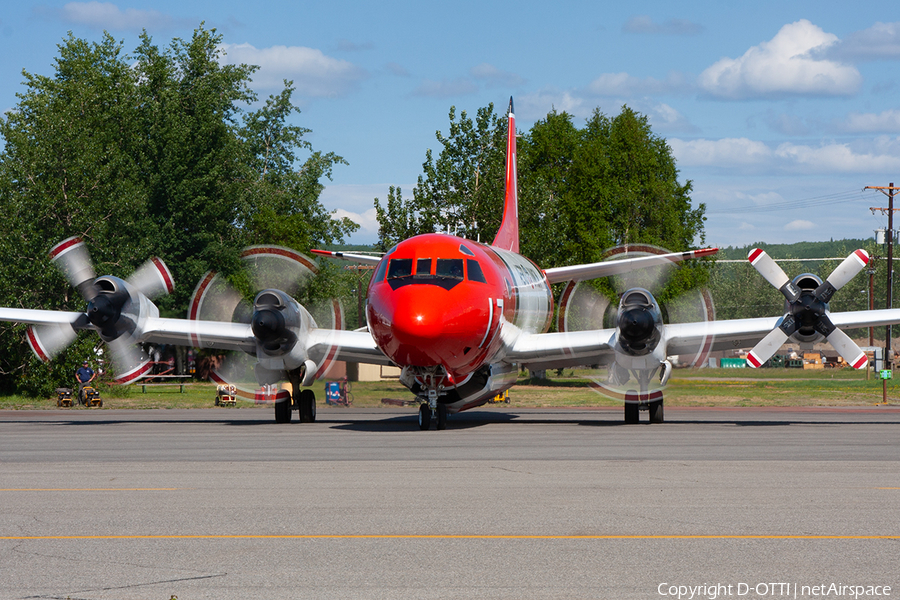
[3,98,899,427]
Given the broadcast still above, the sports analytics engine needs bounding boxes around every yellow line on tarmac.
[0,488,181,492]
[2,534,899,541]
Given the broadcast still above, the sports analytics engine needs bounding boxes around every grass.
[1,366,898,410]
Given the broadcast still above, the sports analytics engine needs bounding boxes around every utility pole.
[868,183,900,369]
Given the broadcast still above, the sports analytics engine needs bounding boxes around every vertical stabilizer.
[491,97,519,252]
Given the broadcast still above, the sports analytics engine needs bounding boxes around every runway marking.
[0,488,181,492]
[3,534,900,540]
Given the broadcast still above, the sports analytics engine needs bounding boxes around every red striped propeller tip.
[49,236,85,261]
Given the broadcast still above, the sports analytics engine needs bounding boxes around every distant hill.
[717,239,876,261]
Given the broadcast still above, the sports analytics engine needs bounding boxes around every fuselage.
[366,233,553,382]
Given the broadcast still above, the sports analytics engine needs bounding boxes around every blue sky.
[2,1,899,250]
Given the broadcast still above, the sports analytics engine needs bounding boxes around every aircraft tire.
[299,389,316,423]
[436,404,448,430]
[274,399,292,423]
[648,399,664,423]
[418,403,432,430]
[624,401,639,424]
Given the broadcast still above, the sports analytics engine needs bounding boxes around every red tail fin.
[491,97,519,252]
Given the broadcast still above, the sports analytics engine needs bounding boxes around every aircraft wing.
[310,249,382,266]
[143,318,394,366]
[543,247,717,284]
[666,308,900,356]
[307,328,396,366]
[502,307,900,372]
[0,308,86,328]
[139,318,257,353]
[501,327,618,371]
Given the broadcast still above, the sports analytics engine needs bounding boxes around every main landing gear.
[274,367,318,424]
[273,389,317,424]
[623,391,664,424]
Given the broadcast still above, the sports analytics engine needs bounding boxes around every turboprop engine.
[26,237,174,383]
[249,289,320,388]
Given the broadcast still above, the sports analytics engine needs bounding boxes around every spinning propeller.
[188,246,343,405]
[746,248,869,369]
[28,236,174,383]
[557,245,715,403]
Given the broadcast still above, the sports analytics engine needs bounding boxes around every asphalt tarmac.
[2,405,900,600]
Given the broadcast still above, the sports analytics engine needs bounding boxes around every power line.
[705,188,879,215]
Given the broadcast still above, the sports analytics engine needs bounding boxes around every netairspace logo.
[657,582,893,599]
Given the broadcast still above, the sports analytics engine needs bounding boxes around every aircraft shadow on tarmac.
[6,409,900,430]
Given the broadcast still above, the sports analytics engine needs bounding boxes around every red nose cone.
[391,293,444,342]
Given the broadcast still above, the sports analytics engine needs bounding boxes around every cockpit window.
[387,258,413,279]
[373,256,389,282]
[467,259,486,283]
[436,259,464,280]
[383,256,473,291]
[416,258,432,276]
[459,244,475,257]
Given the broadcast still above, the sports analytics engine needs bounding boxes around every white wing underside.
[4,307,897,372]
[502,309,900,372]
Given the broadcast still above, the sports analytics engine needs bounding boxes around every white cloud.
[220,43,366,96]
[774,141,900,173]
[319,183,405,244]
[841,110,900,133]
[412,78,479,98]
[58,1,190,31]
[784,219,815,231]
[670,137,773,167]
[823,21,900,62]
[516,90,589,120]
[332,207,380,241]
[698,20,862,99]
[671,136,900,174]
[470,63,525,88]
[586,71,690,96]
[623,16,704,36]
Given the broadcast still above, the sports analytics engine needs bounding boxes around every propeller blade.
[126,257,175,300]
[106,336,152,384]
[26,324,78,362]
[748,248,800,302]
[746,326,790,368]
[826,327,868,370]
[49,237,97,301]
[815,249,869,303]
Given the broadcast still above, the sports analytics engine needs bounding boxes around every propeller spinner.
[746,248,869,370]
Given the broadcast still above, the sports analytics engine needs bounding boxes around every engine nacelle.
[251,289,321,378]
[89,276,160,343]
[614,288,663,357]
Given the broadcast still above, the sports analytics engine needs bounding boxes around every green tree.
[374,103,507,247]
[374,102,709,304]
[517,109,579,267]
[0,26,353,395]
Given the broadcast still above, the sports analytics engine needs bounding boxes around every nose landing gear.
[418,389,448,430]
